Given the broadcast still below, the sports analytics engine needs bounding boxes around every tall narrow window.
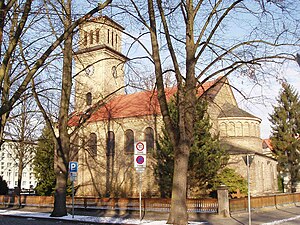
[96,29,100,43]
[236,122,243,136]
[106,131,115,156]
[111,31,114,46]
[83,31,87,46]
[219,122,227,137]
[86,92,92,106]
[228,122,235,137]
[144,127,154,151]
[115,34,118,48]
[124,129,134,153]
[107,29,110,44]
[244,122,250,136]
[90,30,93,44]
[88,133,97,157]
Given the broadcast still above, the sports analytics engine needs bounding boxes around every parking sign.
[69,161,78,173]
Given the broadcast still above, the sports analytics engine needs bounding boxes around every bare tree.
[30,0,113,217]
[0,0,113,217]
[0,0,111,150]
[114,0,299,223]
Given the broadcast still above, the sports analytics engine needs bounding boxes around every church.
[69,16,278,198]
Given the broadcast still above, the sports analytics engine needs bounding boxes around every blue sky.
[232,62,300,139]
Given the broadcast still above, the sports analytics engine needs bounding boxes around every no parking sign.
[134,154,147,169]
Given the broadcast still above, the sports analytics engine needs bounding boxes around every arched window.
[86,92,92,106]
[106,131,115,156]
[96,29,100,43]
[88,133,97,157]
[228,122,235,136]
[250,122,256,137]
[236,122,243,136]
[144,127,154,151]
[107,29,110,44]
[256,124,260,137]
[244,122,250,136]
[83,31,87,46]
[90,30,93,44]
[219,122,227,137]
[124,129,134,153]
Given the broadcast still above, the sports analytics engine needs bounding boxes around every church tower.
[74,16,127,111]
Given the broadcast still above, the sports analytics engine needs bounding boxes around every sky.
[232,62,300,139]
[113,1,300,140]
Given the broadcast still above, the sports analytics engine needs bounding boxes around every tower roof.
[81,15,125,31]
[218,103,260,120]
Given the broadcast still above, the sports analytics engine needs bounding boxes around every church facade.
[70,16,278,198]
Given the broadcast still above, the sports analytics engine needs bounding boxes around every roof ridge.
[69,78,225,126]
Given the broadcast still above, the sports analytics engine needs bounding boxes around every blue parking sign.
[69,161,78,173]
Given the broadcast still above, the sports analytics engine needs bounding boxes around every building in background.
[0,142,37,192]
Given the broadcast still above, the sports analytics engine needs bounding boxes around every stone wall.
[227,154,278,195]
[74,82,278,197]
[75,115,163,197]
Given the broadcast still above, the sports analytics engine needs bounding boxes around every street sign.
[133,142,147,221]
[134,154,146,168]
[134,141,147,155]
[68,162,78,219]
[70,172,77,181]
[242,155,254,166]
[135,167,145,173]
[69,161,78,173]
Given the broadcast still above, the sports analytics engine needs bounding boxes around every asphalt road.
[0,206,300,225]
[0,215,98,225]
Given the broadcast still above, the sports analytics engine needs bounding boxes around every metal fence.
[1,193,299,213]
[0,195,218,213]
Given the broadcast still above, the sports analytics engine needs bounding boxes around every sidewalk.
[0,205,300,224]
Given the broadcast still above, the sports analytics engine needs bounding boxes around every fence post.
[217,184,230,217]
[84,198,87,209]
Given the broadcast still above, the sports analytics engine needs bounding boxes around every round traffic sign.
[136,156,145,164]
[136,142,144,151]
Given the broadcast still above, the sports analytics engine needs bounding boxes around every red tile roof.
[68,77,224,126]
[262,139,273,151]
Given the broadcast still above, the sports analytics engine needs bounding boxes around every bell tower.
[74,16,127,111]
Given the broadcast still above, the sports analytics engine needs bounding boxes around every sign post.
[243,155,254,225]
[134,141,146,221]
[69,161,78,219]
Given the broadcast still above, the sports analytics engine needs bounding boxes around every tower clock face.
[85,65,94,76]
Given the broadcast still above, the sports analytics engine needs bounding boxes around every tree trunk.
[51,0,72,217]
[51,140,68,217]
[167,143,190,224]
[17,151,24,207]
